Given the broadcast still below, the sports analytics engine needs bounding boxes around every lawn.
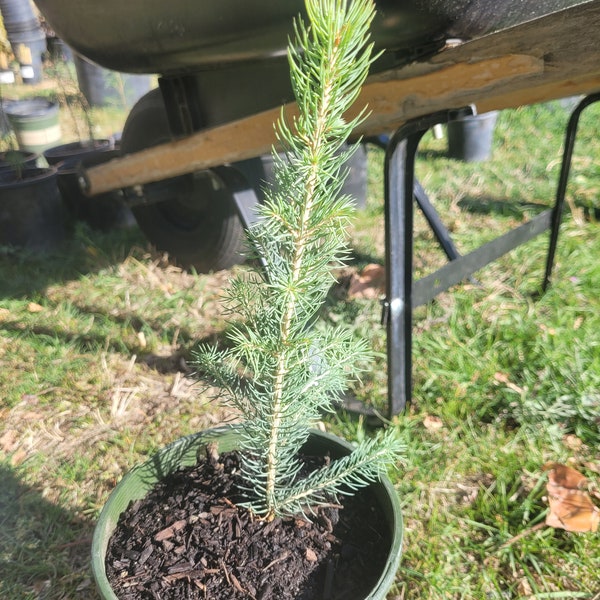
[1,97,599,598]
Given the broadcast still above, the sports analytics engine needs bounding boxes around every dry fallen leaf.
[305,548,318,562]
[493,372,525,394]
[562,434,583,451]
[0,429,18,453]
[423,415,444,431]
[543,462,600,533]
[544,462,587,488]
[10,448,28,466]
[346,264,385,299]
[27,302,44,313]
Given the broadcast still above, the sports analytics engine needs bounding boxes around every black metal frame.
[383,93,600,417]
[543,92,600,290]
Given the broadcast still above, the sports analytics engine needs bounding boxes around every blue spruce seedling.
[195,0,403,521]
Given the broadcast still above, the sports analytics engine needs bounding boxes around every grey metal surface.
[32,0,592,76]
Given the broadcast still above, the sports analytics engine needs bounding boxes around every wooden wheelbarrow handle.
[82,1,600,196]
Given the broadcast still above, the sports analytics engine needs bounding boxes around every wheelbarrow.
[33,0,600,415]
[32,0,600,272]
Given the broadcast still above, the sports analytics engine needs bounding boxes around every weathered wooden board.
[364,0,600,124]
[85,1,600,195]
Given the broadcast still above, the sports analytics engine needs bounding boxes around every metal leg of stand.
[543,92,600,291]
[414,179,462,262]
[383,131,420,417]
[383,109,473,417]
[367,134,463,263]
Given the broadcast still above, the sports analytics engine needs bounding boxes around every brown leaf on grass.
[584,461,600,475]
[0,429,18,452]
[27,302,44,313]
[10,448,27,466]
[493,372,524,394]
[346,264,385,299]
[423,415,444,431]
[562,434,583,451]
[543,462,600,533]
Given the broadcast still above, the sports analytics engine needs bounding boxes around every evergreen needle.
[195,0,402,520]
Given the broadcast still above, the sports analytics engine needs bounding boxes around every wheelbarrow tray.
[34,0,591,77]
[75,0,600,196]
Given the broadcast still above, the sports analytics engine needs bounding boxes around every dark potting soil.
[105,448,391,600]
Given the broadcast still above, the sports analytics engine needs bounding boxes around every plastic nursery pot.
[92,426,403,600]
[0,166,66,251]
[3,98,62,153]
[0,0,47,83]
[43,139,114,166]
[0,150,39,172]
[447,110,499,163]
[74,54,154,109]
[55,149,135,230]
[10,28,47,84]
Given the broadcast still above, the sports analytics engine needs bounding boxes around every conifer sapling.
[195,0,404,521]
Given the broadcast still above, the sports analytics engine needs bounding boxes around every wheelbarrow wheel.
[120,89,258,272]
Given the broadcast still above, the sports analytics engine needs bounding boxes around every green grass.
[1,99,600,598]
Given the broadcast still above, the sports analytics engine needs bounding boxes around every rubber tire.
[121,89,253,272]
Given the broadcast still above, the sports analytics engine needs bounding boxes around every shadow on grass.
[0,315,194,377]
[417,147,449,161]
[0,463,99,599]
[0,223,147,299]
[458,195,551,219]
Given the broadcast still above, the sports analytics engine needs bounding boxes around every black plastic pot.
[447,111,499,163]
[0,149,39,172]
[245,142,368,209]
[0,166,66,251]
[46,36,73,63]
[74,54,153,109]
[55,149,135,230]
[9,27,47,84]
[0,0,47,84]
[43,139,114,166]
[0,0,39,33]
[92,426,403,600]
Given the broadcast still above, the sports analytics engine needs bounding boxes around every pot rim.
[3,98,59,118]
[0,166,57,187]
[91,425,403,600]
[43,139,114,160]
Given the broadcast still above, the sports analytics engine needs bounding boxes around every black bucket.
[43,139,114,166]
[447,111,499,163]
[0,0,38,34]
[238,142,368,209]
[0,166,66,251]
[0,149,39,172]
[74,55,153,109]
[6,27,47,84]
[56,150,135,230]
